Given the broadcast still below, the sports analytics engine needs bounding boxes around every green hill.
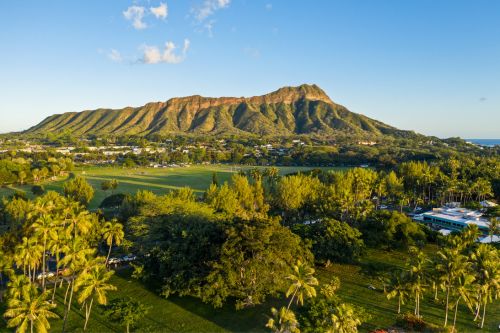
[25,84,413,138]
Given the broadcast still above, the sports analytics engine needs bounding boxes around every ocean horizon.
[466,139,500,147]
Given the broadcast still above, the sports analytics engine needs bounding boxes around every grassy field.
[0,165,342,209]
[2,246,497,333]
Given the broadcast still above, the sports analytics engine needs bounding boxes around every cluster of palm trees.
[266,260,362,333]
[386,226,499,330]
[0,191,125,332]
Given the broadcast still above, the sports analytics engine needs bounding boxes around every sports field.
[0,165,342,209]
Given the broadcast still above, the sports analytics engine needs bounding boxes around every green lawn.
[2,247,497,333]
[321,246,500,333]
[0,165,342,209]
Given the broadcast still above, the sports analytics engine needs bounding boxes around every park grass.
[2,246,497,333]
[319,246,500,333]
[45,268,274,333]
[0,165,342,210]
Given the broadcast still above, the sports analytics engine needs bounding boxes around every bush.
[396,313,451,333]
[31,185,45,196]
[100,193,126,208]
[292,219,365,263]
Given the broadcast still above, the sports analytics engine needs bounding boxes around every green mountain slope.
[25,84,412,137]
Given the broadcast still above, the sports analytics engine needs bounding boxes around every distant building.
[420,207,491,234]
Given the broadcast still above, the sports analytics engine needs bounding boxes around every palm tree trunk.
[106,241,113,266]
[64,280,70,305]
[286,289,298,311]
[126,323,130,333]
[84,298,94,330]
[474,293,481,321]
[452,297,460,329]
[398,296,401,314]
[480,302,486,329]
[31,318,34,333]
[444,287,450,326]
[42,236,47,291]
[62,277,75,332]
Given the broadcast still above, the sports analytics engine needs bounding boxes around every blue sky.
[0,0,499,138]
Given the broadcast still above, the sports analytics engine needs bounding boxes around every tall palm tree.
[31,215,57,290]
[405,247,428,318]
[3,284,58,333]
[435,246,468,326]
[63,202,94,240]
[327,303,362,333]
[15,237,42,282]
[75,262,117,330]
[386,271,409,314]
[266,307,300,333]
[470,244,499,329]
[6,274,31,302]
[285,260,318,310]
[59,239,95,332]
[47,230,69,301]
[451,272,475,331]
[101,219,125,265]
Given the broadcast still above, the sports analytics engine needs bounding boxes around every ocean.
[466,139,500,147]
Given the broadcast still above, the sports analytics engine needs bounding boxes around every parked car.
[36,271,55,280]
[122,255,137,262]
[108,257,122,264]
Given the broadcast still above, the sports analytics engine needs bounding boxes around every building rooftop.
[422,207,490,229]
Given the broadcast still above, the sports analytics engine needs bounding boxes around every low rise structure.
[420,207,491,234]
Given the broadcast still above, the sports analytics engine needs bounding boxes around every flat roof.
[423,207,490,229]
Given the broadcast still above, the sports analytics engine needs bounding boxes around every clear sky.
[0,0,499,138]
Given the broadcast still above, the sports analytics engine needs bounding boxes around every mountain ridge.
[25,84,413,138]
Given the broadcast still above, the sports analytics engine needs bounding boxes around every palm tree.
[3,284,58,333]
[59,239,95,332]
[451,272,475,331]
[15,237,42,282]
[434,246,468,326]
[63,203,94,240]
[327,303,362,333]
[470,244,499,329]
[386,270,409,314]
[31,215,57,290]
[75,262,117,330]
[47,231,69,302]
[101,219,125,265]
[266,307,300,333]
[285,260,318,310]
[6,274,31,301]
[405,247,428,318]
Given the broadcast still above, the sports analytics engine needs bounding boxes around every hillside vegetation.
[26,84,413,138]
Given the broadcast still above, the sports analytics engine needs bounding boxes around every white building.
[421,207,491,234]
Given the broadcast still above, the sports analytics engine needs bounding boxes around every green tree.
[434,246,468,326]
[101,219,125,265]
[470,244,499,328]
[104,297,149,333]
[3,284,58,333]
[31,215,57,290]
[405,247,428,318]
[63,176,95,206]
[327,303,362,333]
[386,270,409,314]
[266,307,300,333]
[75,262,117,330]
[286,260,319,310]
